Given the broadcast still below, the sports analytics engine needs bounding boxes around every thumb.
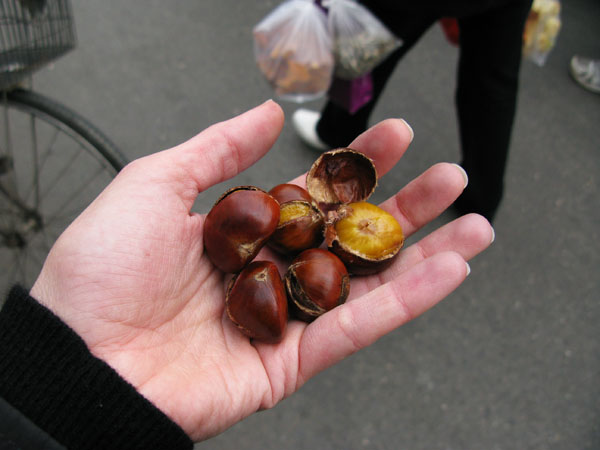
[145,100,285,208]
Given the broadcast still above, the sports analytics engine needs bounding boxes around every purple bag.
[327,72,373,114]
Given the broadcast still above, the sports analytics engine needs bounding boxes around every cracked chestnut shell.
[306,148,377,214]
[285,248,350,322]
[226,260,287,343]
[267,184,325,255]
[268,200,325,255]
[204,186,279,273]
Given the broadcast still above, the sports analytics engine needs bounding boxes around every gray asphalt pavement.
[34,0,599,449]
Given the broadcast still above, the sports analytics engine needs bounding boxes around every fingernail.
[400,118,414,142]
[490,226,496,244]
[452,163,469,189]
[465,262,471,277]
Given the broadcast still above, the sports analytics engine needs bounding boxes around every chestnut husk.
[203,186,279,273]
[226,260,288,343]
[306,148,377,214]
[285,248,350,322]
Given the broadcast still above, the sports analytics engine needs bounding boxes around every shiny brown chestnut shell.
[284,248,350,322]
[226,260,287,343]
[204,186,279,273]
[268,200,325,255]
[306,148,377,214]
[268,183,313,204]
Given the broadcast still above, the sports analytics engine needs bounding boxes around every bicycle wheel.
[0,88,128,295]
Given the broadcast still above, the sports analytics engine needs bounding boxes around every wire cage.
[0,0,76,90]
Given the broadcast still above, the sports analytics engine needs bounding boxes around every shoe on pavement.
[569,55,600,94]
[292,109,329,151]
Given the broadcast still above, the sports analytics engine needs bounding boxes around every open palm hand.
[31,101,494,441]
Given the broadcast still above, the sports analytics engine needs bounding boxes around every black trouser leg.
[454,0,533,221]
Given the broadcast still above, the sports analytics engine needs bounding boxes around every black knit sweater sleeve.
[0,286,194,450]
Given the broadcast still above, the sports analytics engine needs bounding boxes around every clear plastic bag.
[326,0,402,80]
[523,0,561,66]
[253,0,334,102]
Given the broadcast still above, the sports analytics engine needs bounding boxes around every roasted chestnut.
[226,260,287,343]
[204,186,279,273]
[306,148,404,274]
[268,183,313,204]
[325,201,404,275]
[268,200,324,255]
[285,248,350,322]
[267,184,324,255]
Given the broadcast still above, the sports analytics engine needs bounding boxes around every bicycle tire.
[6,89,127,171]
[0,88,128,294]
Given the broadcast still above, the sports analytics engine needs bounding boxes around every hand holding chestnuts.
[203,147,405,341]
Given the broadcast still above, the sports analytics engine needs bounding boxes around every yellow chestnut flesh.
[279,202,312,224]
[327,201,404,275]
[335,202,403,259]
[268,200,325,256]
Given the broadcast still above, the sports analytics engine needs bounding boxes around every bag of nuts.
[253,0,334,102]
[325,0,402,80]
[522,0,561,67]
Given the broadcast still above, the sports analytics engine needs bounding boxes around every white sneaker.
[292,109,329,151]
[570,55,600,94]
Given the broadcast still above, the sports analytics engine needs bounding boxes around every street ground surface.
[30,0,599,449]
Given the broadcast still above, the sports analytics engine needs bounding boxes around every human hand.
[30,100,494,441]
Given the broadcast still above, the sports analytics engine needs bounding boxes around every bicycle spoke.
[23,126,60,204]
[6,256,19,286]
[2,93,13,161]
[28,238,48,269]
[45,208,80,230]
[38,143,84,203]
[29,112,41,208]
[15,246,27,285]
[44,164,106,223]
[41,219,65,248]
[1,96,20,231]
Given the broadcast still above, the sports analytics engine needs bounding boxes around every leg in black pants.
[454,0,532,221]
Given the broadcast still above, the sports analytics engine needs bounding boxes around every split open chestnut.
[306,148,404,275]
[203,186,279,273]
[285,248,350,322]
[268,184,324,256]
[325,201,404,275]
[226,260,287,343]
